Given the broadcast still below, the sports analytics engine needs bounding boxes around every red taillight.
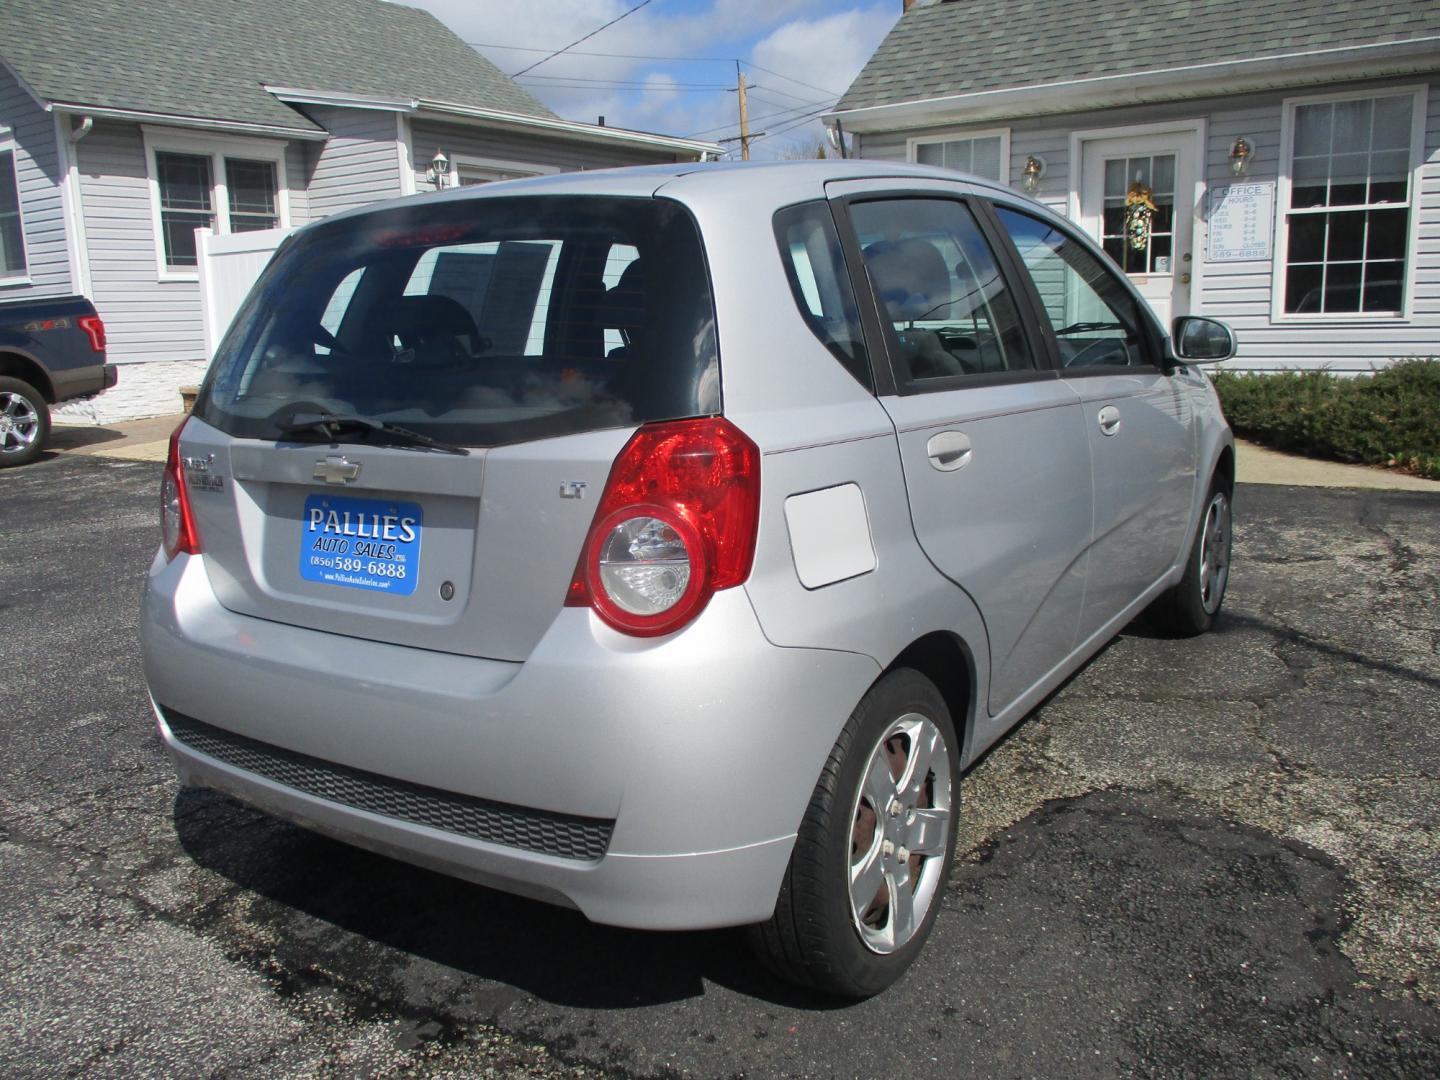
[161,419,201,560]
[566,417,761,637]
[77,314,106,353]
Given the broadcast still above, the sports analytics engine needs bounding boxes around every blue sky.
[407,1,900,158]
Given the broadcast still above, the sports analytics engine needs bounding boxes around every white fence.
[196,226,294,358]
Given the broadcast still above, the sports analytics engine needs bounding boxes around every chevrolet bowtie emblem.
[314,455,361,485]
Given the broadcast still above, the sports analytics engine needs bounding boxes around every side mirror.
[1172,316,1235,363]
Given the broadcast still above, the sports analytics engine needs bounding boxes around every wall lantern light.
[1229,136,1252,176]
[427,149,451,189]
[1021,154,1045,192]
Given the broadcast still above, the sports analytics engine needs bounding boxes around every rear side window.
[850,198,1033,385]
[773,201,871,391]
[199,196,719,447]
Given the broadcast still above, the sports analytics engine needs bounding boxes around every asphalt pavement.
[1,449,1437,1078]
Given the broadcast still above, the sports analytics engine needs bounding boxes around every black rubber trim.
[162,708,614,861]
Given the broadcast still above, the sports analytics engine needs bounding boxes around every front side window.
[1282,91,1417,315]
[851,198,1032,385]
[912,134,1005,182]
[0,146,25,279]
[996,206,1152,369]
[199,196,719,448]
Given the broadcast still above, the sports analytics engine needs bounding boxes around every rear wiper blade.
[277,412,470,456]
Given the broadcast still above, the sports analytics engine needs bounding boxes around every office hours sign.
[1208,182,1275,262]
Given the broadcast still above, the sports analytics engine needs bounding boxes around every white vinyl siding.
[409,119,682,192]
[858,76,1440,372]
[302,106,405,217]
[76,120,304,363]
[0,62,71,295]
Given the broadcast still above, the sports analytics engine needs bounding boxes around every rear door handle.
[1098,406,1121,437]
[926,430,972,472]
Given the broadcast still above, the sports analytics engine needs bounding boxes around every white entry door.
[1079,130,1198,323]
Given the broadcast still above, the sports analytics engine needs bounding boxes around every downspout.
[60,115,94,297]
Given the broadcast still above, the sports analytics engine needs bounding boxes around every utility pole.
[737,68,751,161]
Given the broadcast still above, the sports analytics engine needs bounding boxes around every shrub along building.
[0,0,717,421]
[827,0,1440,372]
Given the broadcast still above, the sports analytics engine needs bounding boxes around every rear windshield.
[197,195,719,447]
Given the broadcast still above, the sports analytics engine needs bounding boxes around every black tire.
[0,376,50,469]
[1151,483,1232,636]
[747,668,960,998]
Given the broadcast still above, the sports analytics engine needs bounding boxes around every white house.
[826,0,1440,372]
[0,0,717,421]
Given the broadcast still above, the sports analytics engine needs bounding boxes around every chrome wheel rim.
[847,712,953,955]
[0,391,41,457]
[1198,491,1231,615]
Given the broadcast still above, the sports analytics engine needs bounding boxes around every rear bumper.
[141,551,879,929]
[50,361,115,403]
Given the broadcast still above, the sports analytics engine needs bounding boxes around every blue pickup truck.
[0,296,114,467]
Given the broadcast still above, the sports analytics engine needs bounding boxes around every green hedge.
[1212,360,1440,481]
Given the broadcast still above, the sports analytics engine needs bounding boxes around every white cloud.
[402,1,898,156]
[746,5,897,157]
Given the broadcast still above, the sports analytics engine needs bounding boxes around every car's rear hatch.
[185,193,719,662]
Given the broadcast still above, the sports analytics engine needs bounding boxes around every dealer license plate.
[299,494,422,596]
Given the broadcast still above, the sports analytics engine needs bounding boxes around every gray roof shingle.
[837,0,1440,112]
[1,0,556,132]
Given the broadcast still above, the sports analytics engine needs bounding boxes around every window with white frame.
[449,154,558,187]
[909,132,1007,182]
[145,131,287,274]
[0,143,27,281]
[1280,89,1421,317]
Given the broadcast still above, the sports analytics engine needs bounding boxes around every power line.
[739,60,843,100]
[519,81,734,94]
[509,0,657,78]
[748,88,830,111]
[519,75,733,90]
[686,97,836,139]
[748,103,836,146]
[473,42,739,63]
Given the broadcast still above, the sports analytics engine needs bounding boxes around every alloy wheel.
[847,712,953,954]
[0,391,41,458]
[1199,491,1231,614]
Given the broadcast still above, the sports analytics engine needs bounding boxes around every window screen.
[1284,93,1414,314]
[0,148,25,277]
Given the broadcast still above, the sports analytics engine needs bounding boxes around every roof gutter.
[414,99,722,158]
[262,85,721,158]
[49,102,328,140]
[826,35,1440,132]
[263,86,419,112]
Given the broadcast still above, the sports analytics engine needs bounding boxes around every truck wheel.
[748,668,958,998]
[0,376,50,468]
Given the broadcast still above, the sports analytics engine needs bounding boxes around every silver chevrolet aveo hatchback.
[142,160,1236,998]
